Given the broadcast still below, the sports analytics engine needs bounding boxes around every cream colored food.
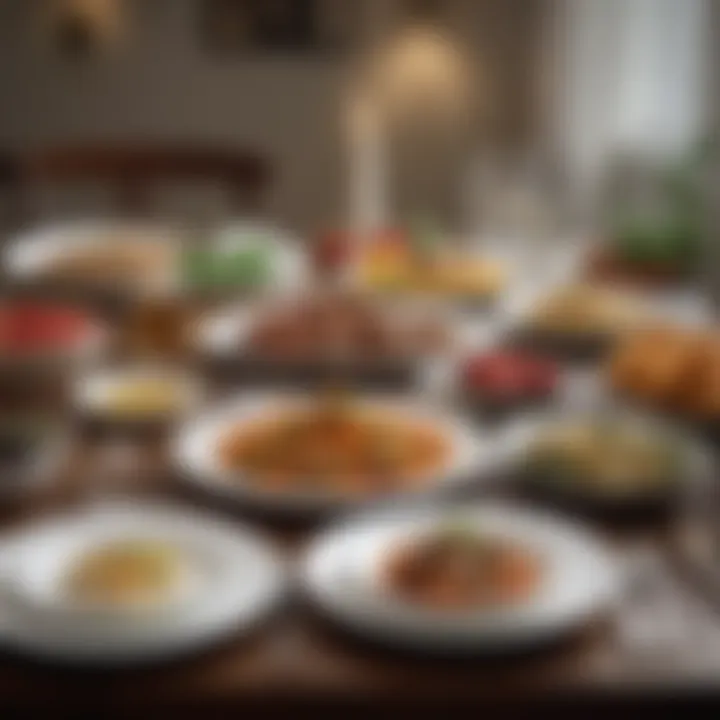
[101,378,187,418]
[66,539,188,608]
[529,285,645,336]
[45,235,172,286]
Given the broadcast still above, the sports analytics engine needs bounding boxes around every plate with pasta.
[173,390,491,513]
[301,503,619,652]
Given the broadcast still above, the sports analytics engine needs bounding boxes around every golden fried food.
[682,335,720,418]
[609,325,720,420]
[611,327,693,403]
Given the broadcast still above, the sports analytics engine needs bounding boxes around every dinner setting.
[0,0,717,713]
[0,205,717,698]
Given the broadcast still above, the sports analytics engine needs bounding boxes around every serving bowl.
[499,409,713,517]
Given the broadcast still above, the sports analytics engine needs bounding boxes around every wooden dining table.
[0,291,718,714]
[0,421,717,712]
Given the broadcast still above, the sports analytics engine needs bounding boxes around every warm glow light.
[46,0,123,50]
[368,24,471,119]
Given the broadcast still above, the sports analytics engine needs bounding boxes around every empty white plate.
[302,502,620,653]
[0,501,285,664]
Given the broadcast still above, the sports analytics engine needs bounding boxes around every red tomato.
[0,302,89,354]
[462,351,557,398]
[464,354,518,390]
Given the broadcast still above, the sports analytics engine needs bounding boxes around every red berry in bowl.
[461,350,558,408]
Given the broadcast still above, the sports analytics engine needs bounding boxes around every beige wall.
[0,0,545,235]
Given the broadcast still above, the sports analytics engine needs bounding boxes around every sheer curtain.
[547,0,711,206]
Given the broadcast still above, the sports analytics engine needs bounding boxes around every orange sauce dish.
[217,397,450,496]
[383,528,541,611]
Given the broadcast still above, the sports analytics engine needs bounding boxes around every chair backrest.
[10,144,272,221]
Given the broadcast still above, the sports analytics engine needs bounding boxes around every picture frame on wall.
[200,0,358,56]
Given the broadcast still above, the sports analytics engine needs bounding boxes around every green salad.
[609,138,716,273]
[182,238,273,291]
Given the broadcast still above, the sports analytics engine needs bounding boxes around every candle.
[347,93,386,248]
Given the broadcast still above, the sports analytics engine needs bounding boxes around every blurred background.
[0,0,713,243]
[0,2,719,707]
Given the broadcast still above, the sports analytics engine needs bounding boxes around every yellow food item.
[67,540,185,607]
[103,379,182,417]
[360,248,505,298]
[46,238,172,285]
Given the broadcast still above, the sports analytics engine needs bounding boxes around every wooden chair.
[7,143,272,223]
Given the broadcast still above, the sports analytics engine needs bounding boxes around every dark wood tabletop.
[0,431,718,714]
[0,292,718,714]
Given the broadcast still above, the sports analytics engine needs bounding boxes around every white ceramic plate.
[302,502,620,652]
[172,392,495,515]
[73,365,204,424]
[4,220,180,293]
[0,501,284,664]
